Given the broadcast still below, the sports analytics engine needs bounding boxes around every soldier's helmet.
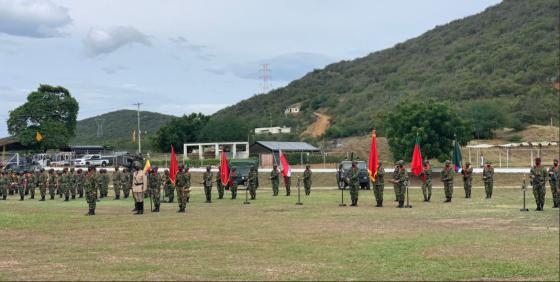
[206,165,211,171]
[554,159,558,164]
[306,165,310,169]
[48,168,54,173]
[397,160,405,166]
[133,161,142,170]
[63,167,68,172]
[465,162,471,166]
[445,160,451,165]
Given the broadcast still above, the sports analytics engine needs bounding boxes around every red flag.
[279,150,291,177]
[410,135,423,176]
[220,151,230,186]
[368,130,379,182]
[170,146,179,185]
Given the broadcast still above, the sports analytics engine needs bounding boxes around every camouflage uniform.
[392,164,399,202]
[547,160,559,208]
[100,170,110,198]
[48,170,56,200]
[229,168,238,199]
[394,161,408,208]
[68,169,76,199]
[122,169,132,199]
[163,171,174,203]
[9,172,17,195]
[303,166,312,196]
[0,172,7,200]
[420,161,432,202]
[56,171,62,198]
[482,163,494,199]
[203,167,213,203]
[270,166,280,196]
[248,167,258,200]
[284,176,291,196]
[348,162,360,206]
[28,172,36,199]
[462,163,473,198]
[175,168,189,212]
[61,169,71,201]
[373,162,385,207]
[38,170,48,201]
[216,168,225,199]
[17,173,25,201]
[148,169,162,212]
[530,160,547,211]
[112,168,122,200]
[441,161,454,202]
[84,167,98,215]
[75,170,85,198]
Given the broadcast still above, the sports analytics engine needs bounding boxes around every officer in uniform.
[216,167,225,199]
[61,168,71,201]
[163,169,174,203]
[547,159,558,208]
[303,165,312,196]
[462,162,473,198]
[202,165,213,203]
[17,171,25,201]
[392,160,408,208]
[248,166,258,200]
[175,166,189,213]
[530,157,547,211]
[38,169,47,201]
[112,166,122,200]
[84,166,98,216]
[373,161,385,207]
[122,168,132,199]
[270,164,280,196]
[482,161,494,199]
[420,160,432,202]
[441,160,454,202]
[132,162,146,214]
[348,161,360,206]
[75,169,85,198]
[28,170,37,199]
[284,172,291,196]
[149,167,162,212]
[229,167,238,199]
[48,169,56,200]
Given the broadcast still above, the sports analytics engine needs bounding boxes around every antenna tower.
[95,118,104,138]
[260,63,271,94]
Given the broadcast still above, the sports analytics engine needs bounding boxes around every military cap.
[397,160,404,166]
[445,160,451,165]
[465,162,471,166]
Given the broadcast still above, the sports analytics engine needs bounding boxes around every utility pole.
[134,103,143,154]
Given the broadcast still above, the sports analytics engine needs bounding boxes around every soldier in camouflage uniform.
[548,159,559,208]
[9,170,17,195]
[122,168,131,199]
[16,172,25,201]
[284,174,291,196]
[373,161,385,207]
[148,167,162,212]
[48,169,56,200]
[392,160,408,208]
[175,166,189,213]
[38,169,47,201]
[530,157,547,211]
[56,170,63,198]
[462,162,473,199]
[392,162,399,202]
[248,166,258,200]
[441,160,454,202]
[0,171,7,200]
[303,165,312,196]
[216,167,225,199]
[482,161,494,199]
[75,169,84,198]
[84,166,98,216]
[420,160,432,202]
[163,170,174,203]
[229,167,238,199]
[347,161,360,206]
[270,164,280,196]
[68,168,76,200]
[202,166,213,203]
[28,171,36,199]
[61,168,71,201]
[112,166,122,200]
[100,169,110,198]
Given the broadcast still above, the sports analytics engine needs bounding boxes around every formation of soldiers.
[1,157,558,214]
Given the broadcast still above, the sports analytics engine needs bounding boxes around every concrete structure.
[183,142,249,160]
[254,126,292,135]
[284,103,301,114]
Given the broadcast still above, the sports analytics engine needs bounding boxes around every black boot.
[186,197,190,203]
[115,195,120,200]
[139,202,144,214]
[2,195,6,200]
[134,202,141,214]
[71,195,75,200]
[553,203,558,208]
[65,195,69,201]
[397,201,404,208]
[444,198,451,203]
[50,195,54,200]
[153,204,160,212]
[20,195,24,201]
[40,196,45,201]
[379,201,383,207]
[169,196,174,203]
[30,195,34,199]
[91,209,95,216]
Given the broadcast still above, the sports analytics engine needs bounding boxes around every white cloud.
[0,0,71,38]
[101,65,128,74]
[84,26,151,57]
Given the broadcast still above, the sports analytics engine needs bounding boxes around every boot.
[59,194,62,198]
[397,201,404,208]
[378,201,383,207]
[85,209,92,216]
[115,195,120,200]
[71,195,75,200]
[375,200,380,207]
[139,202,144,214]
[50,195,54,200]
[169,195,174,203]
[540,203,544,211]
[40,196,45,201]
[91,209,95,216]
[186,197,190,203]
[444,198,451,203]
[20,195,24,201]
[134,202,141,214]
[153,204,160,212]
[2,195,6,200]
[30,195,34,199]
[553,202,558,208]
[65,195,69,201]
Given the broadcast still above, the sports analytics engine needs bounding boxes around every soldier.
[148,167,162,212]
[101,169,110,198]
[284,173,291,196]
[530,157,547,211]
[28,171,36,199]
[185,166,192,203]
[303,165,312,196]
[202,165,213,203]
[441,160,454,202]
[9,170,17,195]
[248,166,258,200]
[548,159,559,208]
[0,171,7,200]
[112,166,122,200]
[373,161,385,207]
[163,170,174,203]
[462,162,473,199]
[84,166,98,216]
[216,167,225,199]
[392,162,399,202]
[48,169,56,200]
[482,161,494,199]
[420,160,432,202]
[392,160,408,208]
[69,168,76,200]
[347,161,360,206]
[16,172,25,201]
[61,168,71,202]
[270,164,280,196]
[122,168,131,199]
[229,167,238,199]
[75,169,85,198]
[38,169,47,201]
[175,166,189,213]
[132,162,147,215]
[56,170,63,198]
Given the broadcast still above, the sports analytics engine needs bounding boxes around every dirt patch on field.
[495,125,559,142]
[302,112,331,138]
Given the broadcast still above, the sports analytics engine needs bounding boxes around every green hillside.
[209,0,559,139]
[71,110,175,150]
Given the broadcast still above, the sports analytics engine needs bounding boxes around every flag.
[132,130,136,143]
[169,146,179,185]
[368,130,379,182]
[279,150,291,177]
[35,132,43,142]
[220,151,230,186]
[452,139,462,172]
[143,159,151,173]
[410,134,423,176]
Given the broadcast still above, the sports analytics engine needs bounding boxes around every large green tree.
[386,101,472,162]
[7,85,79,150]
[151,113,209,152]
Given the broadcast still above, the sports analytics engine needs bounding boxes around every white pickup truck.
[74,154,109,167]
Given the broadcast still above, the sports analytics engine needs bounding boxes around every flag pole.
[520,175,529,212]
[296,176,303,206]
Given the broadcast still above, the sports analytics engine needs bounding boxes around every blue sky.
[0,0,501,136]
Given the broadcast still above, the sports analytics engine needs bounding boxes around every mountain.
[71,110,175,150]
[209,0,559,139]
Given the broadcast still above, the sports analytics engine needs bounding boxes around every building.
[254,126,292,135]
[250,141,320,167]
[284,103,302,114]
[183,142,250,160]
[0,136,27,151]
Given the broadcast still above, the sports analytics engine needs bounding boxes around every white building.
[254,126,292,135]
[284,103,301,114]
[183,142,249,160]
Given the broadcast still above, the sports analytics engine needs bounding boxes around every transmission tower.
[95,118,104,138]
[260,63,271,94]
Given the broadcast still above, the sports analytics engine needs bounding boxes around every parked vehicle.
[336,160,370,190]
[228,159,259,186]
[74,154,109,167]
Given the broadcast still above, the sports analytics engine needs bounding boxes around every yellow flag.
[132,130,136,143]
[35,132,44,142]
[143,159,151,172]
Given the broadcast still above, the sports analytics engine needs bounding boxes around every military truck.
[336,160,371,190]
[228,159,259,187]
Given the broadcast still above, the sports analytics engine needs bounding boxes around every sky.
[0,0,501,136]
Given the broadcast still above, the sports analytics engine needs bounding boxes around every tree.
[386,101,472,162]
[150,113,209,152]
[460,100,508,139]
[7,85,79,151]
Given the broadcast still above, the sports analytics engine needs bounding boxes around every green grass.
[0,188,558,281]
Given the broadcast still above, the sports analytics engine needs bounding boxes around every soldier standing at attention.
[373,161,385,207]
[248,166,258,200]
[48,169,56,200]
[391,160,408,208]
[270,164,280,196]
[122,168,131,199]
[61,168,71,202]
[38,169,47,201]
[229,167,238,199]
[462,162,473,199]
[303,165,312,196]
[175,166,188,213]
[68,168,76,200]
[132,163,146,215]
[75,169,84,198]
[530,157,547,211]
[348,161,360,206]
[420,160,432,202]
[548,159,559,208]
[441,160,454,202]
[0,171,7,200]
[482,161,494,199]
[149,167,162,212]
[284,173,291,196]
[16,172,24,201]
[216,167,225,199]
[56,170,63,198]
[163,170,174,203]
[112,166,122,200]
[102,169,111,198]
[28,171,36,200]
[84,166,98,216]
[202,165,213,203]
[392,162,399,202]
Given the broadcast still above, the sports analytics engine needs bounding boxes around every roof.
[467,141,558,149]
[0,136,19,147]
[253,141,319,151]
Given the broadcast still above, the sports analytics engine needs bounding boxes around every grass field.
[1,187,559,281]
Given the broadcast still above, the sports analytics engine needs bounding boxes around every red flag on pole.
[279,150,291,177]
[410,135,423,176]
[170,146,179,185]
[220,151,230,186]
[368,130,379,182]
